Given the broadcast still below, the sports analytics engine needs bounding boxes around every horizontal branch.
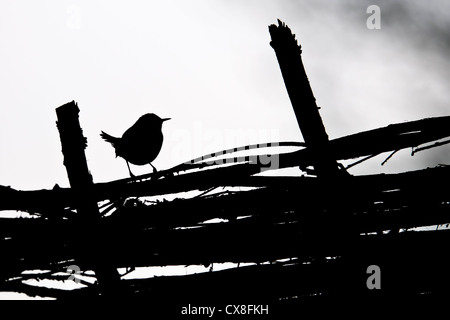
[9,229,450,301]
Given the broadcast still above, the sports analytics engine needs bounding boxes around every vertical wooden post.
[269,20,339,178]
[56,101,120,295]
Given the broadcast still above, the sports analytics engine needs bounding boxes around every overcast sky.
[1,0,450,190]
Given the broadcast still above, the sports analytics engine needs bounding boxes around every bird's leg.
[126,160,135,178]
[149,163,157,174]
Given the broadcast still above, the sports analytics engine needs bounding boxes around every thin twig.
[412,138,450,156]
[345,153,380,170]
[381,150,399,166]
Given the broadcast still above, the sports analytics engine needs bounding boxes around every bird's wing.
[122,119,151,141]
[121,126,139,141]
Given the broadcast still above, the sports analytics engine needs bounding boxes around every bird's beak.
[162,118,171,122]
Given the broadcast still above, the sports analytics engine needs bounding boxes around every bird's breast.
[120,131,164,165]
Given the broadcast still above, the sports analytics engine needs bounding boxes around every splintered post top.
[268,19,302,54]
[268,19,340,178]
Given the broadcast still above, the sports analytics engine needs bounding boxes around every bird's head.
[139,113,171,127]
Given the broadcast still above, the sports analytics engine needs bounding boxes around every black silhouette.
[57,101,121,295]
[101,113,170,177]
[2,20,450,308]
[269,19,341,178]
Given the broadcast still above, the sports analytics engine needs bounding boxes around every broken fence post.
[269,20,340,178]
[56,100,121,296]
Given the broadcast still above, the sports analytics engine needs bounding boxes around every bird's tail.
[100,131,120,146]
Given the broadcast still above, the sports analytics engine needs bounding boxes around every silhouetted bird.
[100,113,170,177]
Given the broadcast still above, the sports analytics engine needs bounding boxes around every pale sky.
[1,0,450,190]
